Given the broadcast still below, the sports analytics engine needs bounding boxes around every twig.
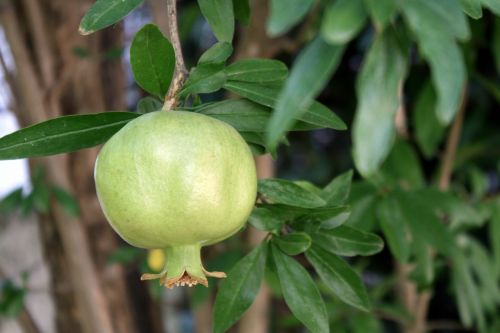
[163,0,187,110]
[439,85,468,191]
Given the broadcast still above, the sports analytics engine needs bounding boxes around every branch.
[163,0,187,110]
[439,86,468,191]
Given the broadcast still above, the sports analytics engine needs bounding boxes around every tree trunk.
[0,1,143,332]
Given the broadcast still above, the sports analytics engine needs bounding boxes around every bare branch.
[163,0,187,110]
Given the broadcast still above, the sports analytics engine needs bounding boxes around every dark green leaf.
[306,245,370,311]
[460,0,483,18]
[0,112,139,160]
[213,242,268,333]
[274,232,311,255]
[180,63,226,97]
[79,0,143,35]
[353,30,407,176]
[398,191,455,256]
[401,0,467,124]
[346,182,379,230]
[258,179,326,208]
[52,186,80,217]
[321,0,368,44]
[267,0,314,36]
[412,82,446,158]
[312,225,384,257]
[0,280,25,317]
[481,0,500,15]
[198,0,235,42]
[233,0,250,24]
[223,81,346,131]
[267,37,345,150]
[376,140,424,189]
[130,24,175,98]
[271,244,329,333]
[376,196,411,263]
[364,0,397,30]
[321,170,353,206]
[0,188,24,215]
[137,96,163,114]
[225,59,288,83]
[293,206,351,232]
[248,206,287,231]
[198,42,233,64]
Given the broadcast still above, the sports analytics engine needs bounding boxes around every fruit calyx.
[140,244,226,288]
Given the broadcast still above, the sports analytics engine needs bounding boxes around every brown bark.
[0,1,140,332]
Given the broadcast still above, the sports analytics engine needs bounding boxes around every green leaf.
[401,0,467,124]
[225,59,288,83]
[52,186,80,217]
[130,24,175,99]
[460,0,483,18]
[452,250,486,330]
[346,182,379,230]
[0,112,139,160]
[223,81,346,131]
[321,0,368,44]
[233,0,250,24]
[292,206,351,232]
[267,37,345,150]
[198,0,235,42]
[194,99,270,132]
[274,232,312,255]
[364,0,397,30]
[376,196,411,263]
[248,206,288,231]
[376,140,424,189]
[409,240,434,289]
[213,242,268,333]
[306,245,371,311]
[79,0,143,35]
[137,96,162,114]
[321,170,353,206]
[267,0,314,36]
[0,188,24,215]
[271,244,329,333]
[352,30,407,177]
[489,203,500,278]
[179,63,226,97]
[481,0,500,15]
[398,191,455,256]
[258,179,326,208]
[198,42,233,64]
[412,82,446,158]
[0,280,25,317]
[312,225,384,257]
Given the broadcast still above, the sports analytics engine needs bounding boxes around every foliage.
[1,0,500,332]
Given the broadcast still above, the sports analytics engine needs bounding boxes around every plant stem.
[163,0,187,110]
[439,85,468,191]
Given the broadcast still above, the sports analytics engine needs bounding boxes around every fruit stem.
[141,244,226,288]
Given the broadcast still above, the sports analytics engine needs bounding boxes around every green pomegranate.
[94,111,257,288]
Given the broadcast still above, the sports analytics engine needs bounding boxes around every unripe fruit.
[95,111,257,287]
